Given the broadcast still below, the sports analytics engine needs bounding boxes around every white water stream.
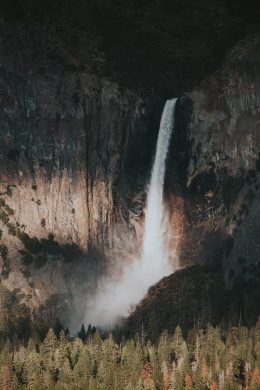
[141,98,177,278]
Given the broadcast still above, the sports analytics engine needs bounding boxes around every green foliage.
[34,254,47,269]
[1,321,260,389]
[78,324,87,341]
[6,184,15,197]
[62,243,83,262]
[4,204,14,216]
[48,233,54,241]
[19,250,34,266]
[17,229,83,269]
[127,264,226,339]
[17,230,30,242]
[21,236,42,254]
[0,209,9,224]
[40,328,58,357]
[6,223,16,236]
[0,201,15,238]
[126,263,260,341]
[0,244,10,279]
[0,285,31,339]
[0,197,84,270]
[0,244,8,261]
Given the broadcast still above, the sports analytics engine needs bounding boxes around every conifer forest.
[2,322,260,389]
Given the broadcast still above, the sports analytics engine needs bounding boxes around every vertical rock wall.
[174,35,260,277]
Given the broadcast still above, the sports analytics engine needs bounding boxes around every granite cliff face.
[173,35,260,281]
[0,22,150,315]
[0,59,147,250]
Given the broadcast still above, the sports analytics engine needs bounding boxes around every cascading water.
[141,98,177,278]
[84,98,177,327]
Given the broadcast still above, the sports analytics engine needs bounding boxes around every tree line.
[1,319,260,389]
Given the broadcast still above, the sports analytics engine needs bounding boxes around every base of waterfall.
[84,255,174,328]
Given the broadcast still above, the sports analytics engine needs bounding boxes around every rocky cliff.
[0,0,259,327]
[172,34,260,282]
[0,21,151,319]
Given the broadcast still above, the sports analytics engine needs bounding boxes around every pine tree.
[86,324,92,339]
[97,335,118,390]
[158,330,171,368]
[78,324,87,342]
[40,328,58,358]
[57,329,70,365]
[147,342,161,388]
[0,286,11,335]
[70,338,83,368]
[27,337,37,353]
[27,370,45,390]
[42,370,56,390]
[53,318,63,337]
[0,340,12,366]
[11,373,20,390]
[24,350,45,390]
[91,329,103,364]
[65,327,70,338]
[57,357,73,389]
[73,346,92,387]
[88,376,97,390]
[12,351,24,384]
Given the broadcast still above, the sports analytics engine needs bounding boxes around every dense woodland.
[1,320,260,389]
[1,264,260,389]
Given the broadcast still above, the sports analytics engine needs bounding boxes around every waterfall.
[141,98,177,278]
[84,98,177,327]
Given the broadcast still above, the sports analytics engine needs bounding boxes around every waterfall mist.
[84,98,178,328]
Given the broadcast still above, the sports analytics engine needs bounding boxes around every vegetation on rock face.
[0,196,84,272]
[0,279,70,343]
[0,285,31,340]
[18,233,84,267]
[0,244,10,279]
[1,321,260,389]
[0,198,15,237]
[126,264,260,341]
[0,209,10,225]
[4,204,14,216]
[0,245,7,261]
